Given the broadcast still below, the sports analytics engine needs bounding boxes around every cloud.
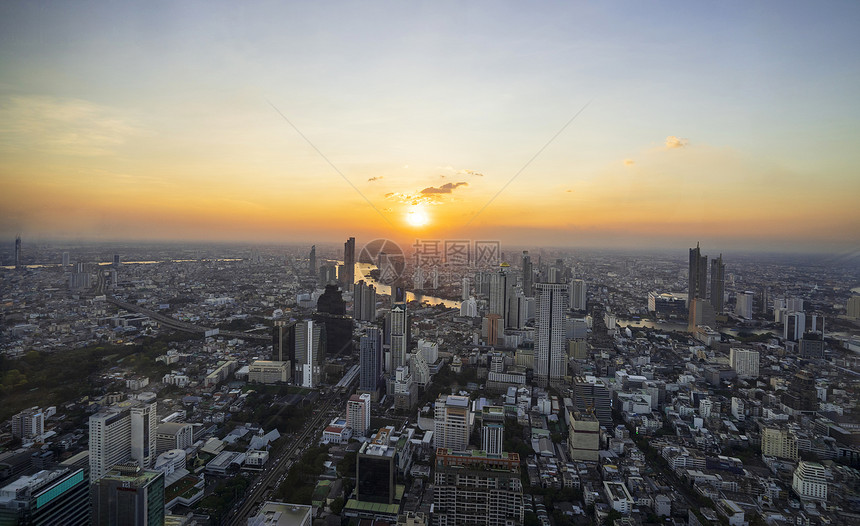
[623,159,635,166]
[421,182,468,194]
[438,166,484,176]
[665,136,688,149]
[456,169,484,177]
[367,176,383,182]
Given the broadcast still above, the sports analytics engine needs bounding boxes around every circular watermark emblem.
[358,238,406,286]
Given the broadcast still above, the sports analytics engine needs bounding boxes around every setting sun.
[405,206,430,228]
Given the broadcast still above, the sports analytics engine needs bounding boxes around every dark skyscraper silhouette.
[314,285,353,355]
[272,320,296,362]
[14,235,21,269]
[710,254,725,313]
[343,237,356,286]
[309,245,316,276]
[521,250,533,297]
[688,242,708,305]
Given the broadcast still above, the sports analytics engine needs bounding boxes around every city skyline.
[1,2,859,253]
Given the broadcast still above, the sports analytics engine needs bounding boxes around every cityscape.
[2,2,860,526]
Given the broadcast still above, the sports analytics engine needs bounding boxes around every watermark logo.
[358,238,406,285]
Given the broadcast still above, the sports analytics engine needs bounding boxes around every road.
[225,394,340,524]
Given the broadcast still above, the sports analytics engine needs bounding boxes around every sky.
[1,1,859,253]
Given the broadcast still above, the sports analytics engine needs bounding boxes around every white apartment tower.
[729,348,760,379]
[89,400,157,481]
[792,461,827,501]
[346,393,371,437]
[569,279,587,311]
[434,395,471,451]
[534,283,569,385]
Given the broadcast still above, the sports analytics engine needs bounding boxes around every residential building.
[434,395,471,451]
[346,394,371,437]
[534,282,569,386]
[792,461,827,502]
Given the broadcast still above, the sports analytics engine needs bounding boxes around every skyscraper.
[14,235,21,269]
[481,423,504,455]
[735,291,754,320]
[272,320,296,363]
[569,279,587,311]
[710,254,725,312]
[314,285,353,355]
[92,463,165,526]
[534,283,569,386]
[353,280,377,322]
[308,245,316,275]
[89,400,158,481]
[343,237,356,286]
[521,251,533,297]
[688,242,708,305]
[434,395,471,451]
[506,288,529,329]
[388,303,408,372]
[488,265,511,320]
[359,327,383,400]
[346,393,372,437]
[295,319,325,388]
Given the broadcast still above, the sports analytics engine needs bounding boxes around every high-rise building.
[521,251,533,297]
[113,254,121,267]
[461,277,470,301]
[460,297,478,317]
[481,423,504,455]
[506,288,529,329]
[729,348,760,378]
[782,370,818,413]
[784,311,806,341]
[569,279,587,311]
[346,393,371,437]
[89,400,157,482]
[434,395,471,451]
[388,303,409,372]
[62,251,70,268]
[847,296,860,320]
[309,245,316,275]
[91,463,164,526]
[534,283,569,386]
[314,285,353,355]
[294,320,325,388]
[735,291,754,320]
[567,411,600,461]
[343,237,356,286]
[10,407,45,439]
[359,327,383,400]
[688,297,716,332]
[481,314,503,346]
[434,449,523,526]
[688,243,708,305]
[356,430,397,505]
[573,377,612,428]
[155,422,193,455]
[488,266,511,320]
[354,280,377,322]
[0,467,89,526]
[761,426,798,460]
[272,320,296,363]
[14,235,21,269]
[709,254,725,312]
[792,461,827,502]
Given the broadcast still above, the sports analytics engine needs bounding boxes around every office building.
[534,283,569,386]
[62,251,70,268]
[688,242,708,305]
[388,303,409,372]
[354,280,377,322]
[710,254,725,312]
[434,449,523,526]
[792,461,827,502]
[249,360,290,384]
[647,292,687,318]
[573,377,612,428]
[155,423,193,455]
[729,348,759,379]
[488,266,511,319]
[735,291,754,320]
[569,279,587,311]
[294,320,325,388]
[521,251,533,297]
[848,296,860,320]
[343,237,356,286]
[481,423,504,456]
[481,314,503,346]
[784,311,806,341]
[92,463,164,526]
[568,411,600,461]
[782,370,818,413]
[314,284,352,356]
[359,327,383,400]
[689,297,716,331]
[356,431,397,504]
[308,245,316,276]
[0,467,89,526]
[130,403,157,472]
[434,395,471,451]
[346,393,371,437]
[272,320,296,363]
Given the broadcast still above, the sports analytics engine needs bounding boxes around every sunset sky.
[1,1,859,252]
